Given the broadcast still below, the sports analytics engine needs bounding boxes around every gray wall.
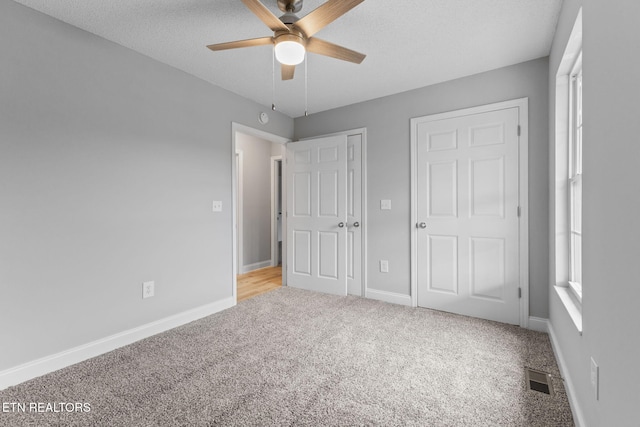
[236,133,274,268]
[295,58,550,318]
[549,0,640,425]
[0,1,293,370]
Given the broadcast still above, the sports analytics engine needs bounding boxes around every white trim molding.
[527,316,549,333]
[410,98,529,328]
[366,289,412,306]
[0,297,235,390]
[548,321,586,427]
[240,260,273,274]
[235,149,244,278]
[554,286,583,333]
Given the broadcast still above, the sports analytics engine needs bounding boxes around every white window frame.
[553,9,582,333]
[568,52,583,303]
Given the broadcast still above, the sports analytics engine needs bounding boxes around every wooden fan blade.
[207,37,273,51]
[281,64,295,80]
[306,37,365,64]
[294,0,364,37]
[241,0,290,32]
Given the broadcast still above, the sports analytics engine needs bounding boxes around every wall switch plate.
[212,200,223,212]
[591,357,599,400]
[380,260,389,273]
[142,281,155,299]
[380,200,391,210]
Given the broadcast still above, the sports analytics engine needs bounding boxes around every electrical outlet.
[380,199,392,210]
[142,281,155,299]
[212,200,223,212]
[591,357,599,400]
[380,260,389,273]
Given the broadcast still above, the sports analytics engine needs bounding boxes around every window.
[553,10,582,332]
[568,52,583,302]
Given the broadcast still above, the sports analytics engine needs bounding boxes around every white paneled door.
[286,135,353,296]
[414,106,521,324]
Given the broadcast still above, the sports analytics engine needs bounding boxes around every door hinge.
[517,206,521,217]
[518,287,522,298]
[517,125,521,137]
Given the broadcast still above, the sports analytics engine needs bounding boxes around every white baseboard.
[240,260,272,274]
[528,316,549,333]
[0,297,235,391]
[548,322,586,427]
[366,288,412,306]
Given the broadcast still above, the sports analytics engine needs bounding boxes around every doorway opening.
[232,123,289,302]
[237,155,283,302]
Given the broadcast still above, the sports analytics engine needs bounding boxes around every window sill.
[555,286,583,334]
[568,281,582,302]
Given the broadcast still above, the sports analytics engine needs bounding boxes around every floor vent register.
[525,368,555,396]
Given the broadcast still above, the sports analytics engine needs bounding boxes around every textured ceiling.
[13,0,562,118]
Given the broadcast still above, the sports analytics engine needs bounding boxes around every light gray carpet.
[0,287,573,426]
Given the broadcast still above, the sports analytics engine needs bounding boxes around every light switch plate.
[380,260,389,273]
[142,281,155,299]
[212,200,223,212]
[380,199,391,210]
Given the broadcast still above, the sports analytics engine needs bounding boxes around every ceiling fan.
[207,0,366,80]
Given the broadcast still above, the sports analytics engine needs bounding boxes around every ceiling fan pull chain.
[272,46,276,111]
[304,52,308,117]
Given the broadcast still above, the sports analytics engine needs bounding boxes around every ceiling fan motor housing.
[279,11,299,25]
[275,29,306,46]
[277,0,303,13]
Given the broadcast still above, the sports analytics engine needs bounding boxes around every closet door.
[414,106,521,324]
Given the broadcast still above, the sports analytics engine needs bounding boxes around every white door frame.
[270,155,283,267]
[231,123,290,301]
[299,128,367,297]
[410,98,529,328]
[235,150,244,275]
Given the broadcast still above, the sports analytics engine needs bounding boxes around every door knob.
[417,222,427,229]
[338,222,345,228]
[353,222,360,228]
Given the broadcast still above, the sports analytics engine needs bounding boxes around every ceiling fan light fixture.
[207,0,367,82]
[274,34,306,65]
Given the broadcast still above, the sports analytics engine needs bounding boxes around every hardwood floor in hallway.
[237,266,282,302]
